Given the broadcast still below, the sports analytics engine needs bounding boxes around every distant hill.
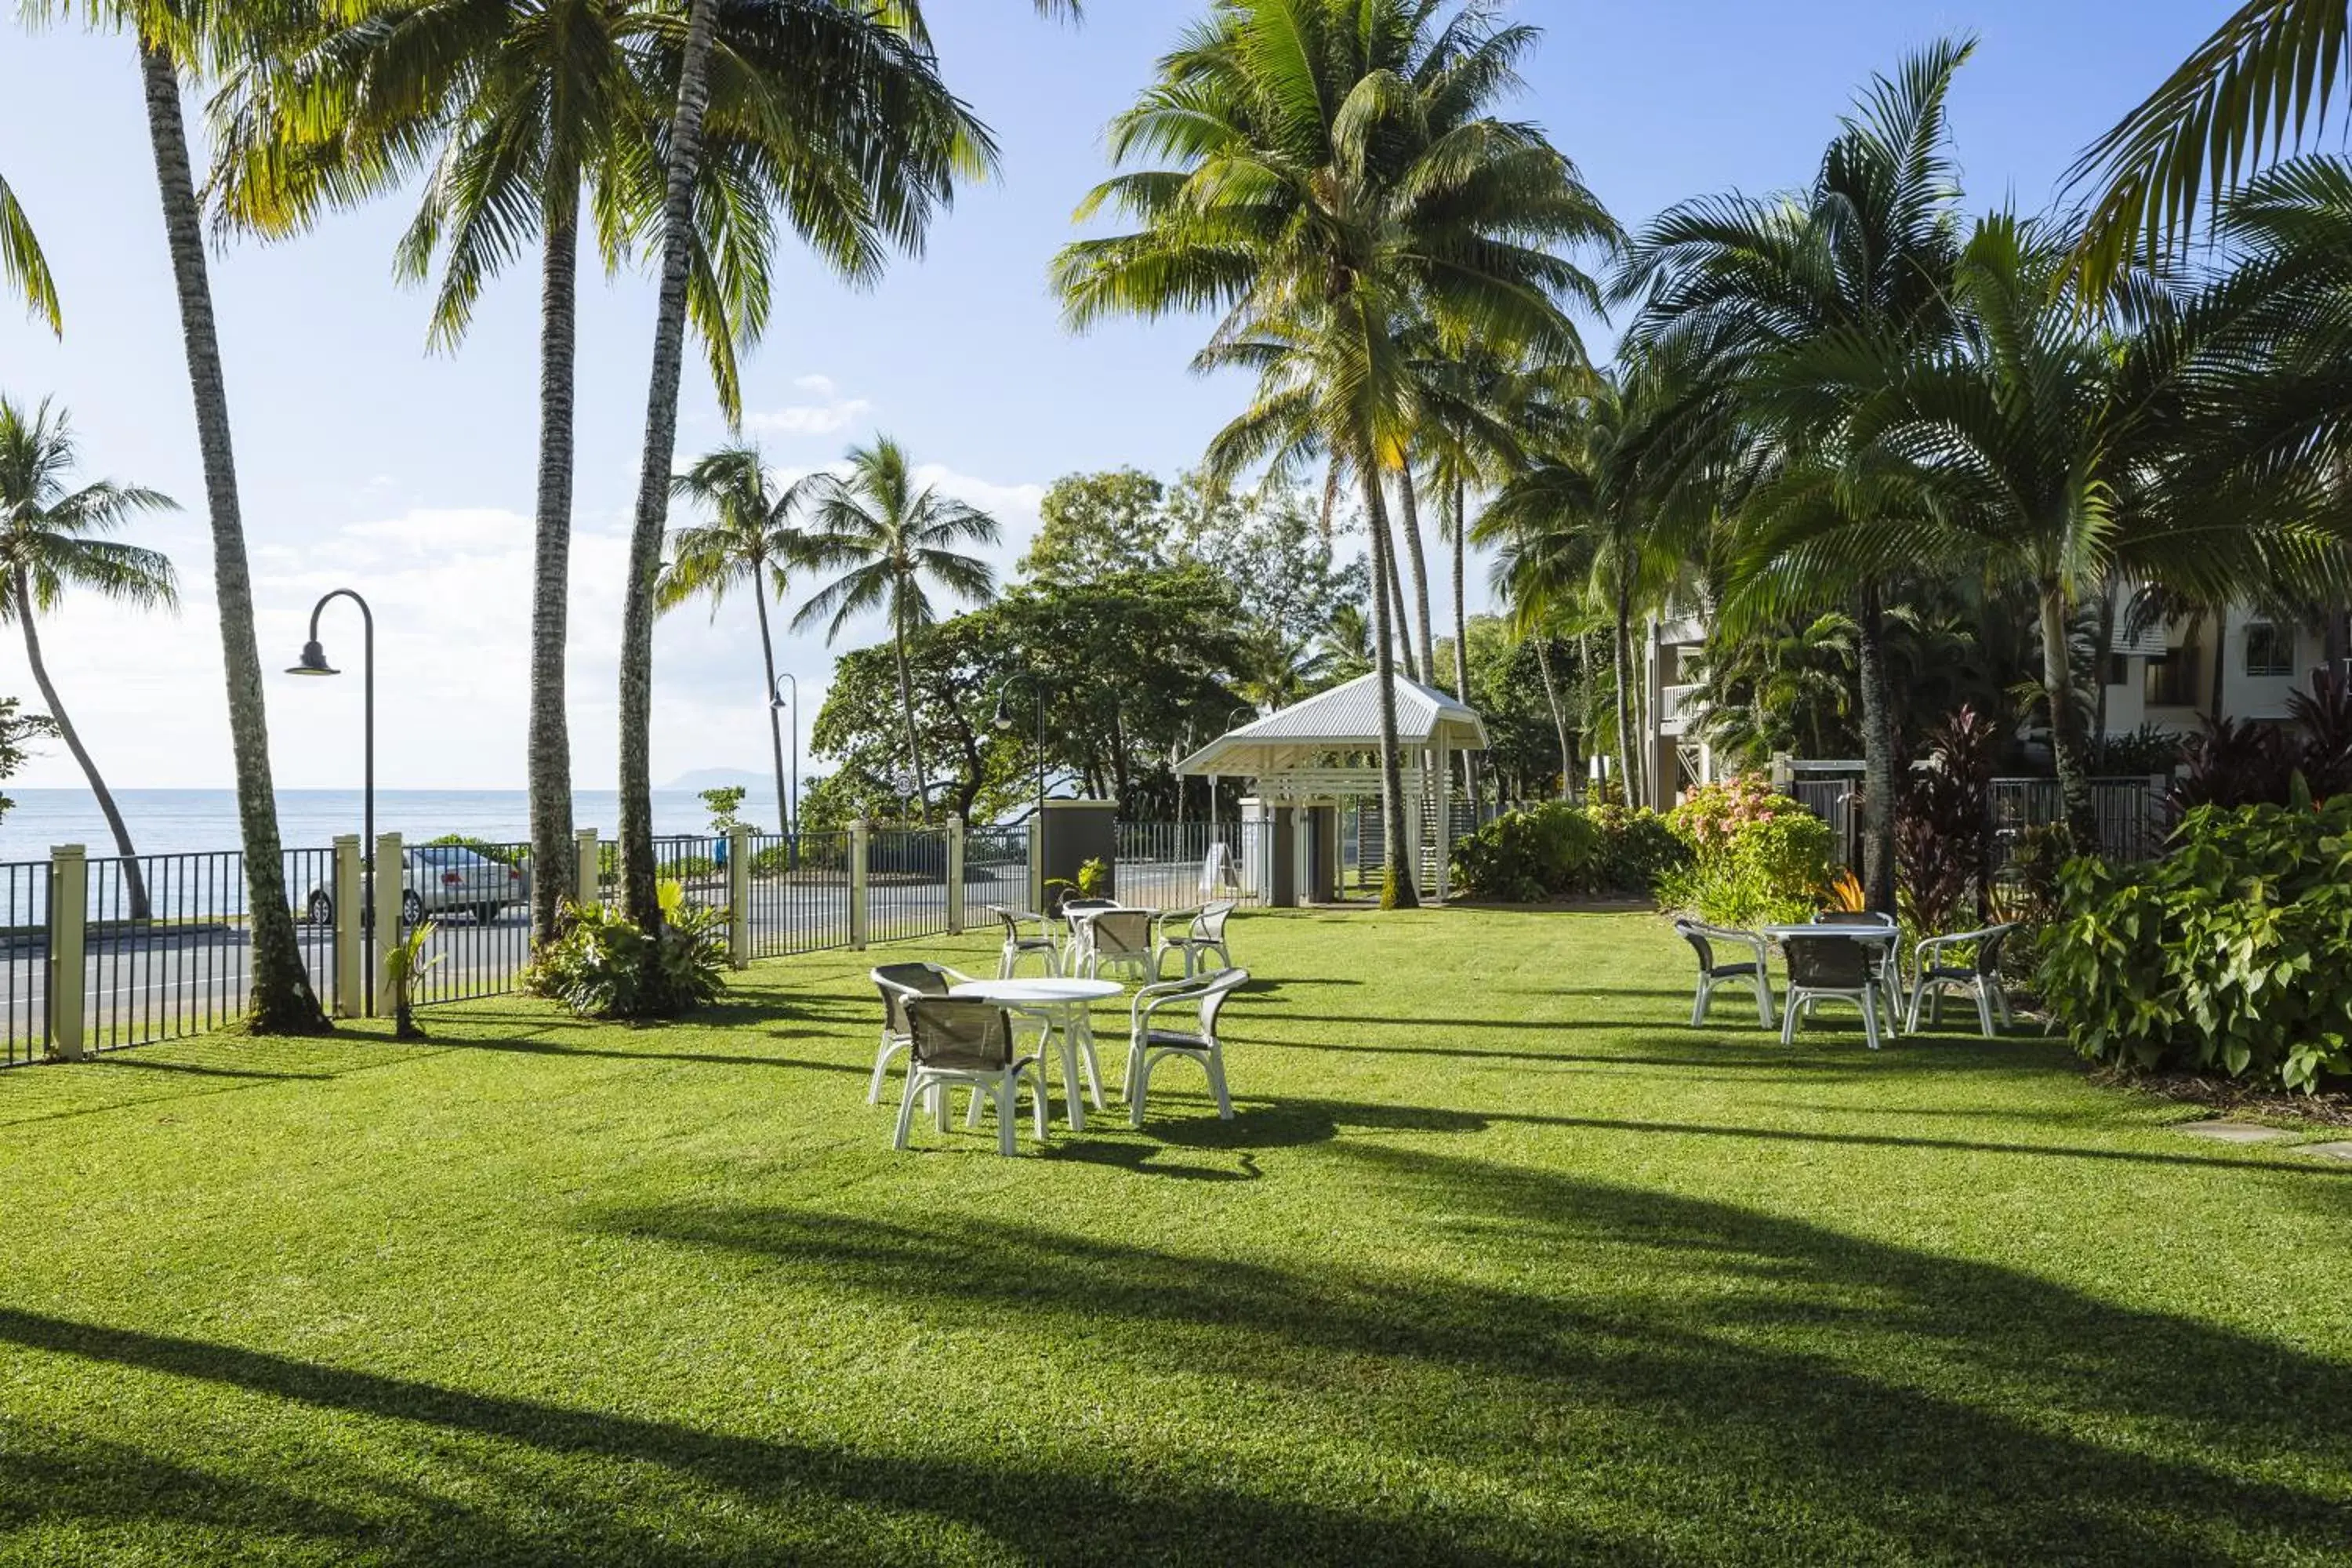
[660,768,775,795]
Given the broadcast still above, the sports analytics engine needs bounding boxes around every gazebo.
[1177,672,1488,903]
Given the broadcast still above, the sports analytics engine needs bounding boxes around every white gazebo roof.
[1177,673,1487,781]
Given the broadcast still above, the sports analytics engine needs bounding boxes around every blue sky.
[0,0,2226,793]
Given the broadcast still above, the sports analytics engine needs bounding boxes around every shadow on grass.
[575,1155,2352,1563]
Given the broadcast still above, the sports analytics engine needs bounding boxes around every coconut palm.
[0,168,59,334]
[790,436,998,821]
[2066,0,2351,285]
[1052,0,1617,906]
[0,398,176,918]
[660,445,808,838]
[610,0,1077,934]
[1618,38,1972,913]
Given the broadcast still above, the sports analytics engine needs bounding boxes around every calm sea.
[0,789,775,863]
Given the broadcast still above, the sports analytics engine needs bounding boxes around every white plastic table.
[949,978,1122,1131]
[1764,923,1902,1033]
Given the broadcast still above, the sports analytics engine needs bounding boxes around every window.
[2144,645,2201,708]
[2245,622,2296,679]
[2106,653,2129,687]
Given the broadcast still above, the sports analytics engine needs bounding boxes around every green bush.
[1581,804,1688,894]
[2038,797,2352,1092]
[1450,803,1599,902]
[523,883,729,1020]
[1657,803,1834,929]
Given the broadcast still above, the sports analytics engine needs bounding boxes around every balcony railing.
[1658,684,1704,735]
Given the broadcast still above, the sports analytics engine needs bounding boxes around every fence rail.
[406,840,534,1007]
[868,829,951,946]
[1,859,43,1067]
[744,830,851,960]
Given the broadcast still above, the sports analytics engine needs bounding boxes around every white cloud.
[745,377,875,439]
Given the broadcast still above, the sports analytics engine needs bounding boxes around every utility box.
[1033,799,1119,912]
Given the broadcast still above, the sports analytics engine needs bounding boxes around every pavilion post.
[1433,738,1452,904]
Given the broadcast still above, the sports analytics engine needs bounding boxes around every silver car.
[306,844,527,926]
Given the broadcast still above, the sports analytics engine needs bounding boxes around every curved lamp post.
[769,672,799,841]
[286,587,375,1008]
[993,671,1051,826]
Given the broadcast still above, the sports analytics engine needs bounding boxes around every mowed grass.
[2,908,2349,1566]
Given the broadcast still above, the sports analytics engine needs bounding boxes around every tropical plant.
[698,786,748,835]
[1895,705,2001,935]
[1581,802,1689,894]
[1052,0,1618,908]
[2065,0,2352,285]
[1448,802,1597,903]
[523,881,728,1019]
[0,166,57,333]
[0,397,177,919]
[2040,795,2352,1092]
[383,920,443,1040]
[1621,38,1974,914]
[1656,807,1835,931]
[662,446,808,838]
[791,435,999,822]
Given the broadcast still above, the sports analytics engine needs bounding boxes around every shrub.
[1897,706,1999,935]
[1450,802,1599,902]
[523,882,729,1020]
[1657,810,1835,929]
[2038,797,2352,1091]
[1581,804,1688,894]
[1668,774,1795,858]
[2095,722,2185,778]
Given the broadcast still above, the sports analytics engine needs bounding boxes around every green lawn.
[2,909,2348,1565]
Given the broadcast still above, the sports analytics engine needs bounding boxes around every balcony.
[1659,684,1704,737]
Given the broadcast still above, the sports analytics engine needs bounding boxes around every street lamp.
[993,670,1050,826]
[768,672,799,840]
[286,587,375,1009]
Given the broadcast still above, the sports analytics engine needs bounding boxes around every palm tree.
[610,0,1076,934]
[2066,1,2351,285]
[1052,0,1617,906]
[1619,38,1971,913]
[0,167,59,333]
[790,436,999,821]
[660,445,806,838]
[0,399,176,918]
[118,4,325,1029]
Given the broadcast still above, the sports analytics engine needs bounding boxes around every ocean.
[0,789,780,863]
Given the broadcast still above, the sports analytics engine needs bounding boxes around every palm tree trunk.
[1319,457,1341,546]
[16,586,148,920]
[136,38,321,1033]
[528,187,581,948]
[1854,581,1899,916]
[1534,635,1572,801]
[2092,573,2118,756]
[753,588,789,838]
[1361,468,1418,907]
[1396,461,1436,681]
[616,0,720,935]
[892,605,927,819]
[1381,503,1420,684]
[1613,583,1639,810]
[2041,584,2097,848]
[1450,474,1477,812]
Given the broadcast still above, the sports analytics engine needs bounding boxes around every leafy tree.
[662,445,806,837]
[1022,469,1168,583]
[0,696,56,826]
[0,398,177,919]
[698,786,748,833]
[793,435,999,821]
[0,167,57,333]
[1165,474,1367,655]
[808,613,1015,826]
[1054,0,1617,906]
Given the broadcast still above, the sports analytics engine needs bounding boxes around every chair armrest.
[1131,976,1207,1033]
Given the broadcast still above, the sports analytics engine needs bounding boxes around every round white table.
[949,978,1122,1131]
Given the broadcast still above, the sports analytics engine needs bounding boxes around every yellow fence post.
[45,844,86,1061]
[372,833,404,1018]
[331,833,362,1018]
[849,818,869,951]
[727,826,751,967]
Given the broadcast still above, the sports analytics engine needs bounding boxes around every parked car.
[305,844,526,926]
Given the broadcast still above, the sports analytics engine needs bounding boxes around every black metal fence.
[407,840,535,1007]
[744,829,851,959]
[1115,820,1265,909]
[868,828,951,946]
[1,859,43,1066]
[1989,778,2169,876]
[964,825,1029,920]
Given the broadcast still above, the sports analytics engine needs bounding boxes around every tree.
[1022,469,1168,583]
[612,0,1075,935]
[0,696,56,826]
[0,397,177,919]
[1620,38,1972,913]
[662,445,806,837]
[1054,0,1616,906]
[111,2,325,1029]
[2066,1,2352,285]
[0,167,59,333]
[792,436,999,822]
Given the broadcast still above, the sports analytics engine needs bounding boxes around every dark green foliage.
[524,886,728,1020]
[1450,804,1599,902]
[1896,706,2000,934]
[1581,804,1689,894]
[2174,668,2352,811]
[2040,797,2352,1091]
[2092,723,2185,777]
[0,695,55,825]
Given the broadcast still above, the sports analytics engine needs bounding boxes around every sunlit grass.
[1,908,2346,1565]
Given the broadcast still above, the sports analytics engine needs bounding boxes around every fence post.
[331,833,362,1018]
[372,833,403,1018]
[946,815,965,935]
[726,825,750,968]
[849,818,869,951]
[45,844,86,1061]
[573,828,598,912]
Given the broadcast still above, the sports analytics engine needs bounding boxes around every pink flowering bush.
[1668,775,1807,855]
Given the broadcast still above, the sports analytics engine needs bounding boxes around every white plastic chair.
[868,961,975,1105]
[1907,923,2019,1034]
[1673,919,1774,1028]
[1154,901,1236,979]
[1075,909,1158,982]
[1813,911,1904,1033]
[893,998,1047,1157]
[1779,934,1893,1051]
[1125,967,1249,1127]
[987,906,1061,979]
